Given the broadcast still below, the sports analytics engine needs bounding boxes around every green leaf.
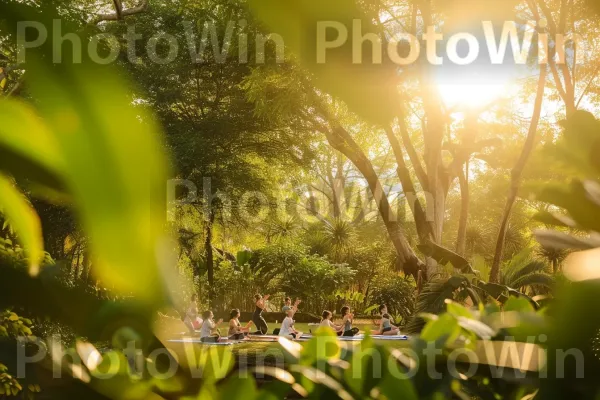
[445,300,474,318]
[378,371,418,400]
[0,3,171,307]
[344,346,383,397]
[198,347,235,383]
[536,180,600,233]
[504,296,534,313]
[220,375,258,400]
[533,210,576,228]
[0,99,66,193]
[289,365,354,400]
[456,317,496,339]
[251,367,296,385]
[0,174,44,274]
[420,313,461,345]
[534,229,600,250]
[236,249,252,267]
[302,327,341,364]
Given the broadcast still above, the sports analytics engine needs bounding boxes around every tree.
[490,64,548,282]
[101,0,316,306]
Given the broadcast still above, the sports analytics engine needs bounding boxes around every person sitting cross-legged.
[200,311,223,343]
[228,308,253,340]
[278,299,303,339]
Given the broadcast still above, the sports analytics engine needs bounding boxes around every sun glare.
[437,83,508,108]
[435,67,518,109]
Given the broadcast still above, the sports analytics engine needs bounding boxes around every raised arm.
[290,299,302,316]
[257,295,270,309]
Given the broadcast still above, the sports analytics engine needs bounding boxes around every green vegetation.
[1,0,600,399]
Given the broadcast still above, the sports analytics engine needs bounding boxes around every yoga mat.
[300,334,409,341]
[167,338,239,345]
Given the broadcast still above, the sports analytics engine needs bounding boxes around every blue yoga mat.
[167,339,238,345]
[300,334,409,341]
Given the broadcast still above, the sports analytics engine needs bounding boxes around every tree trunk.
[205,212,215,307]
[456,160,469,256]
[324,124,424,279]
[384,125,435,242]
[489,66,547,283]
[327,168,341,218]
[418,2,447,244]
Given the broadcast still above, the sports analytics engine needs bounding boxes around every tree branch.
[93,0,148,23]
[575,64,600,109]
[397,108,429,190]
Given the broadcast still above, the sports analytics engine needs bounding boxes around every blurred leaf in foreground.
[0,174,43,275]
[0,1,172,309]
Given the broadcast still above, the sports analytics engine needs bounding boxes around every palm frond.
[503,260,548,284]
[510,273,555,291]
[405,275,469,333]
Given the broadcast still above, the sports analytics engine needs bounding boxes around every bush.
[281,255,355,315]
[368,274,416,326]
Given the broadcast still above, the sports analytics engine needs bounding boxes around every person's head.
[191,294,197,303]
[254,294,262,301]
[229,309,240,320]
[322,310,332,320]
[379,304,387,314]
[286,308,294,318]
[284,297,291,305]
[382,313,390,319]
[341,306,350,316]
[202,310,213,320]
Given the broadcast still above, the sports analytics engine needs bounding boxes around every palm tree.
[321,218,356,262]
[405,248,552,333]
[265,215,300,243]
[536,244,569,274]
[499,249,555,294]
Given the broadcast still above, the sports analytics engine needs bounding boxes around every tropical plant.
[321,218,357,262]
[368,274,416,326]
[499,249,555,294]
[281,256,355,314]
[536,244,570,274]
[334,289,365,311]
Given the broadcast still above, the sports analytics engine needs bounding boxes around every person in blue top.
[374,304,399,335]
[281,297,292,312]
[340,306,359,336]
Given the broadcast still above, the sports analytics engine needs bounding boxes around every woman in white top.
[200,311,223,343]
[319,310,342,334]
[278,299,302,339]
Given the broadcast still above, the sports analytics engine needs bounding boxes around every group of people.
[183,293,400,343]
[320,304,399,336]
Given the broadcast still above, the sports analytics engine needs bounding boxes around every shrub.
[368,274,416,325]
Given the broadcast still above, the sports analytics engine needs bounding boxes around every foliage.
[0,307,38,398]
[499,249,555,293]
[334,289,365,311]
[320,219,357,263]
[367,274,416,325]
[281,255,355,315]
[2,1,600,399]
